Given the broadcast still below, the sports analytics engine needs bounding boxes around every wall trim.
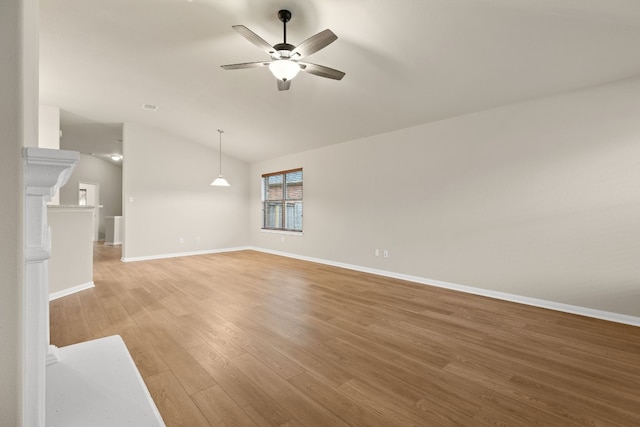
[121,246,251,263]
[24,147,79,427]
[248,247,640,327]
[49,281,95,301]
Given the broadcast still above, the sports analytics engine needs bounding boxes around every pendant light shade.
[211,129,230,187]
[211,175,230,187]
[269,60,301,81]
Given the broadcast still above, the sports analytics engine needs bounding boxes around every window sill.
[260,229,304,236]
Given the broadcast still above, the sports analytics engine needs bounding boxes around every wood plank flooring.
[50,244,640,426]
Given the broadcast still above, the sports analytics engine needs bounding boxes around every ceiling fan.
[221,9,345,91]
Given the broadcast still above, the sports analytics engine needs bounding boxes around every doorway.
[78,181,100,241]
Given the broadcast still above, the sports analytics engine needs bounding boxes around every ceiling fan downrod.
[274,9,295,54]
[278,9,291,44]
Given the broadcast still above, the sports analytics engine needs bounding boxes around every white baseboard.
[248,247,640,327]
[114,245,640,327]
[49,281,95,301]
[121,246,251,263]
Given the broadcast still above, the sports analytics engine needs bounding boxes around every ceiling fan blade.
[277,79,291,91]
[291,29,337,59]
[298,62,345,80]
[232,25,277,57]
[221,61,270,70]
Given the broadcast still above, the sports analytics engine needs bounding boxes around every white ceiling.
[40,0,640,163]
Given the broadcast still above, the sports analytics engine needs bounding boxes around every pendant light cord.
[218,129,224,175]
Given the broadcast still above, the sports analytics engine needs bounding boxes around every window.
[262,168,303,232]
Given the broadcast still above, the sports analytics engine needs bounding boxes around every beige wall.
[251,77,640,318]
[1,0,37,423]
[0,1,22,421]
[122,123,250,260]
[48,208,94,295]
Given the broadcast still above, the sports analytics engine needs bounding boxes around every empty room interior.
[2,0,640,426]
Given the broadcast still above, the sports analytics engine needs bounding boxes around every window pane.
[268,175,283,185]
[285,182,302,200]
[265,181,283,200]
[285,170,302,183]
[285,201,303,231]
[262,169,302,231]
[285,170,303,200]
[264,201,283,229]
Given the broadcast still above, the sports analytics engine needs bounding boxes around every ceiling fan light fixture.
[269,59,300,81]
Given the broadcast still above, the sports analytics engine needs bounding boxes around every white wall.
[60,153,123,239]
[251,77,640,318]
[122,123,250,260]
[38,104,60,149]
[39,104,61,204]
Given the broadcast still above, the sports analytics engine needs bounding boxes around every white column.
[23,147,78,427]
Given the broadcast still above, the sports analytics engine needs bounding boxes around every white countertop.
[46,335,165,427]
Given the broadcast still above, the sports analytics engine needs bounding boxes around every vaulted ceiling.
[39,0,640,163]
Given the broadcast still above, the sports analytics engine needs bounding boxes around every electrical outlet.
[179,237,184,244]
[281,236,285,243]
[375,249,380,257]
[383,250,389,258]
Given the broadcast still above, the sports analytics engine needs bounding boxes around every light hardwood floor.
[50,244,640,426]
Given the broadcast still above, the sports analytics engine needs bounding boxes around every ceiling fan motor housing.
[273,43,296,56]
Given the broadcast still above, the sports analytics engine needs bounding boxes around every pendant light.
[211,129,230,187]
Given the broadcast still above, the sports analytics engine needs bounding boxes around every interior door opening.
[78,181,100,241]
